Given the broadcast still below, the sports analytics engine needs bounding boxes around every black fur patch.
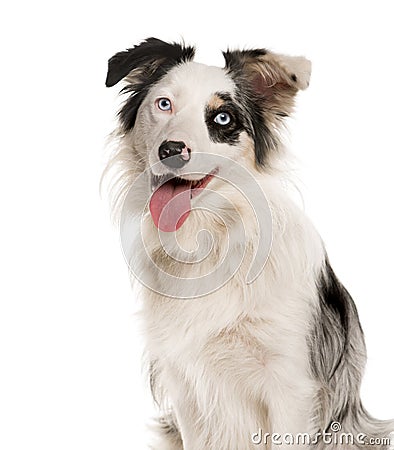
[234,89,274,166]
[105,38,195,87]
[222,49,278,167]
[320,258,350,331]
[205,92,245,145]
[106,38,195,131]
[310,256,362,381]
[223,49,268,68]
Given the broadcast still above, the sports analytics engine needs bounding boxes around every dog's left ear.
[223,48,311,165]
[223,48,311,97]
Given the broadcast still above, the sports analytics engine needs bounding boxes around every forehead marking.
[207,93,227,110]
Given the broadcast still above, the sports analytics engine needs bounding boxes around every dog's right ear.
[105,38,195,131]
[105,37,195,87]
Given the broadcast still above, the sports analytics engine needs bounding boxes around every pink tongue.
[149,181,191,232]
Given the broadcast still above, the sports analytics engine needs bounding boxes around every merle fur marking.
[223,49,279,167]
[310,256,361,382]
[205,92,245,146]
[308,256,378,436]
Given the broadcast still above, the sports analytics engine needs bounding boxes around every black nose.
[158,140,191,169]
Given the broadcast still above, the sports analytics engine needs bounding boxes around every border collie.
[104,38,393,449]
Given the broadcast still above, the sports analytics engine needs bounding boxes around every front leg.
[170,384,264,450]
[159,344,269,450]
[165,332,316,450]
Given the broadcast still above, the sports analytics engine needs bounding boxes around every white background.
[1,1,393,449]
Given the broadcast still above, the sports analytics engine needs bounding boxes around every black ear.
[105,38,195,131]
[105,37,195,87]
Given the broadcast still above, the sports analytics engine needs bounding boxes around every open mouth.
[149,168,218,232]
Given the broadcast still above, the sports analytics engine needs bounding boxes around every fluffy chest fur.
[137,181,325,448]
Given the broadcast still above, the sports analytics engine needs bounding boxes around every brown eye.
[156,98,172,112]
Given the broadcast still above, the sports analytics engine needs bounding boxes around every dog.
[104,38,393,449]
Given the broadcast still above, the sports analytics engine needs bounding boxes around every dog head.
[105,38,311,232]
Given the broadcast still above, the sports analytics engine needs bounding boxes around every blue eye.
[157,98,172,111]
[214,112,231,126]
